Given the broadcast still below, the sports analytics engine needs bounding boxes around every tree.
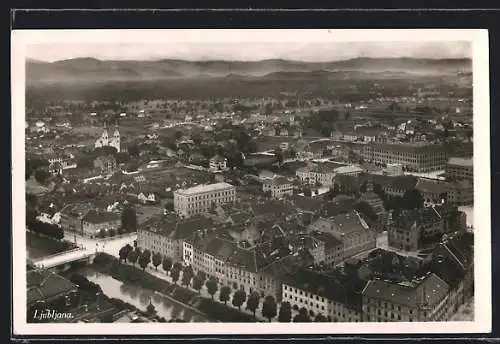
[152,252,162,270]
[161,257,172,274]
[206,278,218,300]
[246,292,260,317]
[402,188,424,210]
[121,206,138,232]
[173,261,183,271]
[119,244,133,262]
[303,187,312,197]
[182,266,194,287]
[274,148,284,165]
[192,274,205,293]
[170,266,180,284]
[293,307,311,322]
[192,133,202,146]
[128,144,140,157]
[278,301,292,322]
[262,295,278,322]
[26,193,38,207]
[146,301,156,316]
[127,249,139,265]
[232,289,247,311]
[219,285,231,305]
[138,250,151,270]
[34,169,49,184]
[355,201,378,222]
[174,131,183,141]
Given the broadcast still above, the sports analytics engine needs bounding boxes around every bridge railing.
[31,247,86,264]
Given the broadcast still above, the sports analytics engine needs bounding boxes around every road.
[66,230,137,258]
[33,248,93,268]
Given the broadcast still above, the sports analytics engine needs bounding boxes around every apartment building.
[282,269,362,322]
[295,162,354,186]
[262,176,294,199]
[173,182,236,218]
[81,210,121,237]
[362,143,447,173]
[445,157,473,182]
[59,202,94,234]
[388,205,465,251]
[308,211,377,260]
[93,155,117,174]
[362,273,451,322]
[296,163,336,186]
[307,231,344,268]
[138,215,217,262]
[368,174,418,197]
[184,235,259,295]
[416,178,473,206]
[209,155,228,171]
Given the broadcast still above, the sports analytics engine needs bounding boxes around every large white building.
[281,269,362,322]
[173,182,236,218]
[95,128,121,153]
[262,176,293,199]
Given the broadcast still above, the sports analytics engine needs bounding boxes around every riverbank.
[90,253,256,323]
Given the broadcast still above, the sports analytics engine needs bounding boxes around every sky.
[26,41,471,63]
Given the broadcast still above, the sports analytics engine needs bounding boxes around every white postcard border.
[11,29,491,335]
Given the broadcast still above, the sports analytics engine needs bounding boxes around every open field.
[26,231,77,259]
[135,204,165,224]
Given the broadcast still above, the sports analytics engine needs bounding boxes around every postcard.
[12,28,491,335]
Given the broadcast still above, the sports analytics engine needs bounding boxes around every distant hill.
[26,57,472,84]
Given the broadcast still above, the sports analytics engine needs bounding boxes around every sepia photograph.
[11,29,491,335]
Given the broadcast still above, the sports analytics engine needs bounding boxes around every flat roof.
[175,182,235,196]
[447,157,473,167]
[334,165,363,174]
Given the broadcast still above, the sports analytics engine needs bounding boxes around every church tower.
[109,128,121,153]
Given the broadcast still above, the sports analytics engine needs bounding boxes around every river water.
[82,268,210,322]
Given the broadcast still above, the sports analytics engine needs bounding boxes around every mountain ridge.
[26,56,472,83]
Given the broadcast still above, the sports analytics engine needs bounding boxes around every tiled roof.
[415,178,453,195]
[362,273,450,308]
[310,231,343,248]
[330,211,368,235]
[393,208,442,229]
[447,157,473,167]
[210,155,227,162]
[282,268,362,309]
[204,237,237,261]
[263,176,292,186]
[82,210,120,224]
[227,246,258,273]
[27,270,77,307]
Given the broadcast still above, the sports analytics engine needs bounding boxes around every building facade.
[81,210,121,237]
[445,157,473,183]
[386,205,465,252]
[173,182,236,218]
[95,128,121,153]
[296,163,336,186]
[362,273,451,322]
[262,177,294,199]
[362,143,446,173]
[308,211,377,260]
[209,155,228,171]
[282,269,362,322]
[93,155,117,174]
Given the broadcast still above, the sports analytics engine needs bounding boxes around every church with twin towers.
[94,125,121,153]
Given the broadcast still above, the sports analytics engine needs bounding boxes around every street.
[66,230,137,258]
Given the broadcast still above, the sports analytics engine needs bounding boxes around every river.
[81,267,210,322]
